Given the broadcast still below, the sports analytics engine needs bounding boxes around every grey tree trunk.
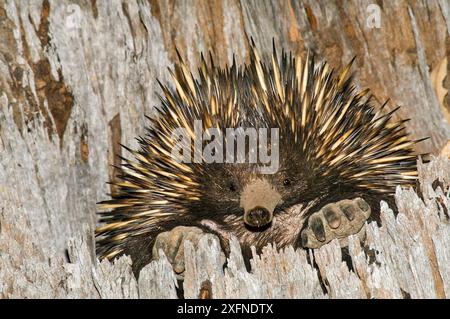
[0,0,449,298]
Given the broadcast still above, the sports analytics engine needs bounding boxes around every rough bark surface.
[0,0,449,299]
[1,156,449,299]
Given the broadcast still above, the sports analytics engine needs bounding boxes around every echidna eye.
[283,179,291,187]
[229,183,236,192]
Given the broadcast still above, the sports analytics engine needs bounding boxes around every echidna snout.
[240,178,282,228]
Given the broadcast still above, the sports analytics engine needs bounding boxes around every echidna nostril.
[244,207,271,228]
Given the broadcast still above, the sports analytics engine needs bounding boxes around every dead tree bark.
[0,0,449,298]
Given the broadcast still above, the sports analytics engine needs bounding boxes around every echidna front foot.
[152,226,226,277]
[300,197,371,249]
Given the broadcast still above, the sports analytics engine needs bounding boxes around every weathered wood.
[0,0,449,299]
[1,156,449,298]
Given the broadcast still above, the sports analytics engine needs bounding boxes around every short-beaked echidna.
[96,43,423,275]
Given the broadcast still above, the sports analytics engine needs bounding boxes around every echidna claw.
[152,226,225,277]
[301,197,371,249]
[152,226,204,275]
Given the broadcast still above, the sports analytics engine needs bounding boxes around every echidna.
[96,42,423,275]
